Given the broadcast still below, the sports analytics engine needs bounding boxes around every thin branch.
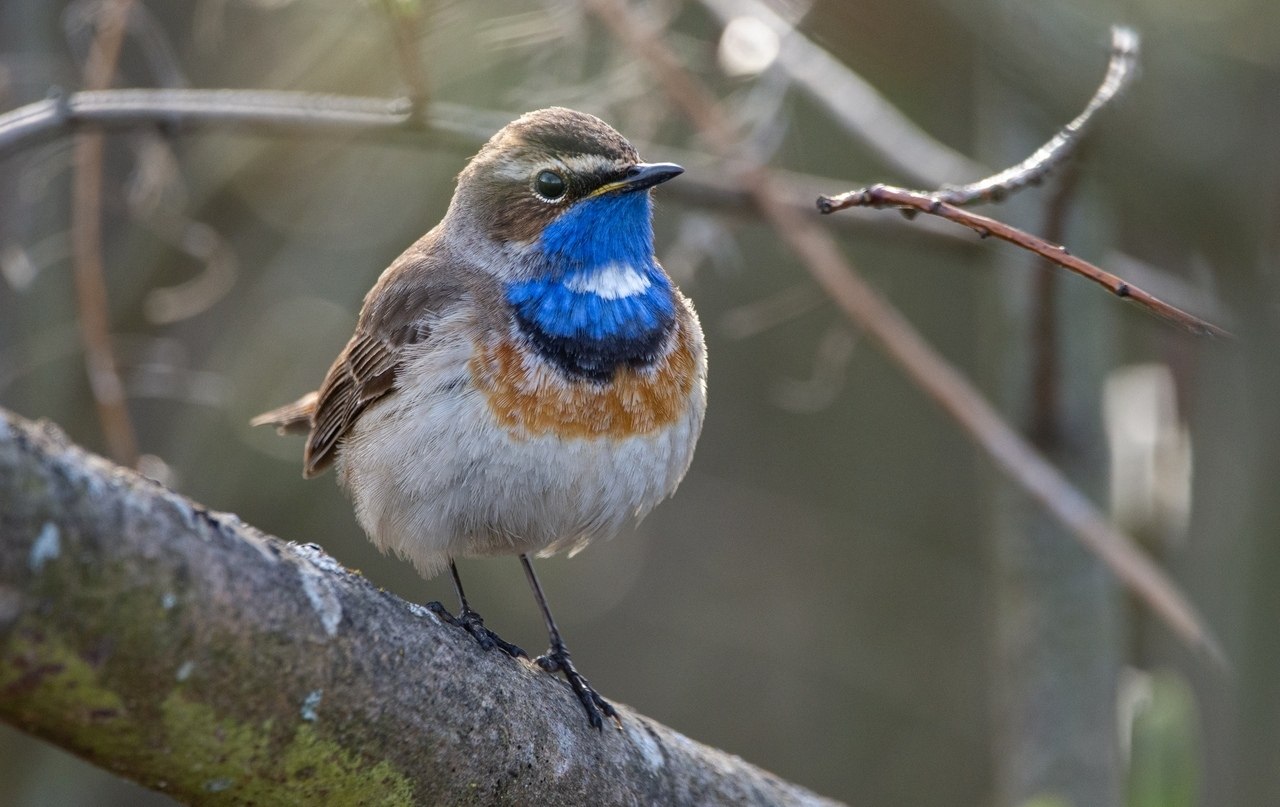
[0,89,418,154]
[0,89,972,248]
[0,407,843,807]
[685,9,1228,327]
[70,0,138,467]
[763,183,1225,669]
[936,27,1139,207]
[815,28,1226,338]
[1101,249,1230,326]
[583,0,1225,667]
[819,185,1229,338]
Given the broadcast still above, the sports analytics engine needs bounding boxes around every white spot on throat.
[564,263,652,299]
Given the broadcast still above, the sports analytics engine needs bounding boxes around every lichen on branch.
[0,407,840,807]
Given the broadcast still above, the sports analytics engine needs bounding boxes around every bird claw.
[536,647,620,730]
[425,601,526,659]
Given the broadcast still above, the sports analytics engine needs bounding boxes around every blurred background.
[1,0,1277,805]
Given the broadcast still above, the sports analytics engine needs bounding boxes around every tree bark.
[0,407,842,807]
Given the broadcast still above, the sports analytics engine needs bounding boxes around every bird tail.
[250,391,319,436]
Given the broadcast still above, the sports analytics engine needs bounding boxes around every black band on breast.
[514,312,675,383]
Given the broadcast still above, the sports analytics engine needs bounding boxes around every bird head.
[444,108,686,380]
[446,107,682,269]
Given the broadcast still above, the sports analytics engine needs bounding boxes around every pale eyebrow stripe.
[559,154,622,175]
[492,152,626,183]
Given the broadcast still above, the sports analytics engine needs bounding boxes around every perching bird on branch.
[253,107,707,729]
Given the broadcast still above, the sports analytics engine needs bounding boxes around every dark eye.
[534,170,567,200]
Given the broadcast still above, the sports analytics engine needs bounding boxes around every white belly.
[335,330,704,579]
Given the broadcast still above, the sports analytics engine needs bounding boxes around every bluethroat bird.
[253,107,707,729]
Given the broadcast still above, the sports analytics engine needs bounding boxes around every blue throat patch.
[506,192,677,382]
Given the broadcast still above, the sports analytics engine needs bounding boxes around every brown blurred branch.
[1028,165,1081,448]
[377,0,432,121]
[71,0,138,467]
[583,0,1225,666]
[0,407,842,807]
[992,160,1123,807]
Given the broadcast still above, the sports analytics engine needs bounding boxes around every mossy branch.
[0,407,841,807]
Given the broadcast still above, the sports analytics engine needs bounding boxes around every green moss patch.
[1,627,414,805]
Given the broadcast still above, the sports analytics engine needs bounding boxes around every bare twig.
[0,407,842,807]
[0,90,971,248]
[70,0,138,467]
[936,27,1139,207]
[816,28,1225,338]
[819,185,1229,338]
[763,184,1224,668]
[583,0,1225,666]
[690,8,1227,327]
[0,89,418,154]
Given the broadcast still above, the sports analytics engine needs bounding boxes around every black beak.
[617,162,685,192]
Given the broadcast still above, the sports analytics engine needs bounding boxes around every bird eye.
[534,170,567,200]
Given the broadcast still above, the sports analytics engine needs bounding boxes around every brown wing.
[302,330,400,478]
[253,228,489,478]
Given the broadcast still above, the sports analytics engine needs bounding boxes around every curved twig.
[816,28,1226,338]
[936,27,1139,206]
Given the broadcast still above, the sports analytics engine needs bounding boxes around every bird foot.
[536,646,620,730]
[425,602,526,659]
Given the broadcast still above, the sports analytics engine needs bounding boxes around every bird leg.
[521,554,620,730]
[426,560,526,659]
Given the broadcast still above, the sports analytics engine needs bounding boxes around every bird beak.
[588,162,685,197]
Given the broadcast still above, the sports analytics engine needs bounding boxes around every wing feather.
[303,332,401,477]
[252,229,489,479]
